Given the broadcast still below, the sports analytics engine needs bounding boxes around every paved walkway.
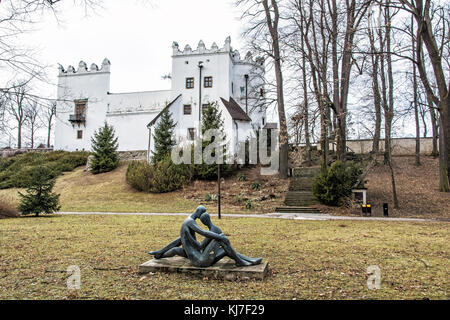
[58,211,446,223]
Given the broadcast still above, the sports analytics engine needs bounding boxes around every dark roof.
[263,122,278,129]
[220,97,251,122]
[147,94,182,128]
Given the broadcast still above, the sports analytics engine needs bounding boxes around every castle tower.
[54,59,111,151]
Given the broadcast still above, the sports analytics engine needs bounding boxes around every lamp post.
[198,61,203,122]
[218,163,221,219]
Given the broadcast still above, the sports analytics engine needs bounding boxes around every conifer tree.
[152,109,176,164]
[195,102,232,179]
[18,165,60,216]
[90,122,119,174]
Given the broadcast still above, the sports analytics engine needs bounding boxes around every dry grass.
[0,163,288,214]
[316,155,450,219]
[0,215,448,299]
[0,196,19,219]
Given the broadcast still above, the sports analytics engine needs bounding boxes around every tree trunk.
[17,124,22,149]
[47,125,51,148]
[412,19,420,165]
[412,0,449,191]
[262,0,288,179]
[439,100,450,191]
[301,16,311,166]
[368,24,381,153]
[427,98,439,157]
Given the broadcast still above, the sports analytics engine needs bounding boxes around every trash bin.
[383,203,388,217]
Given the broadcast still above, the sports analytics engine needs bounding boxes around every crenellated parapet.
[171,36,264,68]
[58,58,111,76]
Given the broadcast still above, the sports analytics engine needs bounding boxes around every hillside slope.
[317,156,450,219]
[0,162,288,214]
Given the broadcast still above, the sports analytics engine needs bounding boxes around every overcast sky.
[2,0,418,147]
[29,0,246,95]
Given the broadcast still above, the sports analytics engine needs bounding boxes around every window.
[186,77,194,89]
[262,117,265,126]
[77,130,83,139]
[188,128,195,140]
[202,104,209,114]
[204,76,213,88]
[74,100,87,119]
[183,104,192,115]
[232,82,234,94]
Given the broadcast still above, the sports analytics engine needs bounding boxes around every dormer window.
[204,76,213,88]
[186,77,194,89]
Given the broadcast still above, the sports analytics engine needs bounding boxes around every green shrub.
[245,200,253,210]
[126,156,193,193]
[251,181,261,191]
[312,161,362,206]
[194,162,233,180]
[125,161,154,192]
[205,194,217,202]
[235,195,243,203]
[0,151,89,189]
[237,173,247,181]
[151,156,193,193]
[18,165,61,216]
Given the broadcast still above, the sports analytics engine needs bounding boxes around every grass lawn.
[0,215,448,299]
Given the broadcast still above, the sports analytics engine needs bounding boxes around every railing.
[69,114,86,123]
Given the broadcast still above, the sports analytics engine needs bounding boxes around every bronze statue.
[149,206,262,267]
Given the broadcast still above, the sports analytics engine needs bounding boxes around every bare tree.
[398,0,450,191]
[43,100,57,148]
[329,0,373,161]
[411,15,421,165]
[367,8,382,153]
[6,81,32,149]
[25,100,42,149]
[238,0,289,178]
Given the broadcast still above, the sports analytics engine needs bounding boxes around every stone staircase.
[275,166,322,214]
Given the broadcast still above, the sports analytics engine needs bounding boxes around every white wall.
[54,63,110,151]
[106,90,171,151]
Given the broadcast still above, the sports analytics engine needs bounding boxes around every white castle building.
[54,37,269,161]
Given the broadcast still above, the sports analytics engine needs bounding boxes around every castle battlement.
[58,58,111,76]
[172,37,264,68]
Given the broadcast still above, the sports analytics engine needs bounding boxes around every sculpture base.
[138,256,269,281]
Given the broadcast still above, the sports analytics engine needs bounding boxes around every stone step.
[284,201,318,206]
[275,207,321,214]
[285,193,315,199]
[292,167,321,178]
[285,199,317,205]
[289,178,314,191]
[285,191,315,198]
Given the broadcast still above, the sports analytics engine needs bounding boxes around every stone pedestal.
[138,256,269,281]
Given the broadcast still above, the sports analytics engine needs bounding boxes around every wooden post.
[218,163,221,219]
